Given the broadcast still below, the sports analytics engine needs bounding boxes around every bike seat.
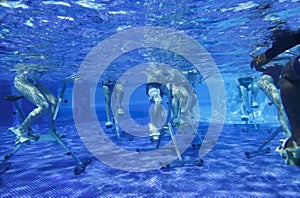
[3,95,24,102]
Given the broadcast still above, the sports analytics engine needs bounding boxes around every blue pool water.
[1,0,300,197]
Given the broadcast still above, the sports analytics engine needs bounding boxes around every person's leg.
[148,87,163,140]
[169,85,181,124]
[151,100,164,128]
[183,81,197,118]
[102,84,113,127]
[189,93,197,118]
[280,58,300,148]
[172,84,191,129]
[171,95,180,123]
[35,83,57,127]
[258,75,291,138]
[115,83,124,115]
[178,85,190,115]
[237,85,249,120]
[14,78,50,131]
[9,77,49,143]
[248,81,259,108]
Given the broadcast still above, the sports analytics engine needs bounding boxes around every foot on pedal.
[15,134,30,145]
[251,101,259,108]
[74,159,92,175]
[105,121,113,128]
[28,132,40,141]
[241,115,249,121]
[162,125,170,132]
[117,108,124,115]
[8,127,30,144]
[276,138,300,165]
[149,124,160,141]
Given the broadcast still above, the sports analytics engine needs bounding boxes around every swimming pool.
[0,0,300,197]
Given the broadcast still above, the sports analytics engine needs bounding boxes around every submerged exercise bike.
[0,74,91,175]
[245,48,297,159]
[151,85,203,168]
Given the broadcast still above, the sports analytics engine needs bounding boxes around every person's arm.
[265,31,300,59]
[251,30,300,71]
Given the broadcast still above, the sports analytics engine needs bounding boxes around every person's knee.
[115,83,123,92]
[40,101,49,112]
[14,77,23,89]
[257,77,264,90]
[148,87,162,104]
[48,97,57,107]
[30,101,49,117]
[103,85,112,96]
[249,82,259,93]
[153,95,162,104]
[258,75,270,89]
